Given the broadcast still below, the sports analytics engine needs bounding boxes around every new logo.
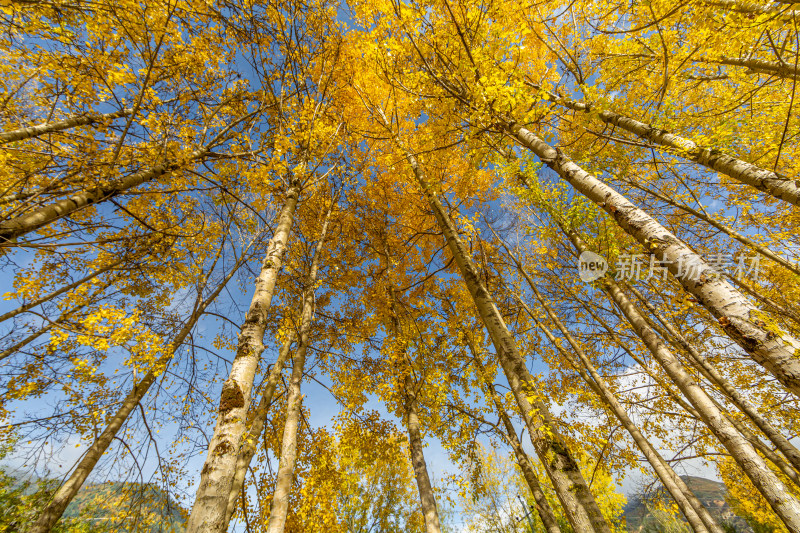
[578,251,608,282]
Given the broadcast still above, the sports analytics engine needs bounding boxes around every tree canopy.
[1,0,799,532]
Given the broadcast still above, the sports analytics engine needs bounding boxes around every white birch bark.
[401,149,610,533]
[263,340,308,533]
[614,180,800,276]
[385,277,443,533]
[536,95,800,206]
[0,115,246,247]
[0,147,209,246]
[626,282,800,477]
[519,284,719,533]
[509,126,800,397]
[263,198,332,533]
[0,108,133,144]
[576,292,800,487]
[185,183,301,533]
[403,373,444,533]
[224,330,296,524]
[602,276,800,530]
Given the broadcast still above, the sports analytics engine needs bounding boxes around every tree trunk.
[26,265,237,533]
[509,126,800,397]
[224,330,296,524]
[185,183,301,533]
[0,148,209,246]
[575,290,800,487]
[598,270,800,530]
[0,112,249,248]
[531,90,800,206]
[384,260,444,533]
[403,373,444,533]
[704,57,799,78]
[262,197,333,533]
[471,352,562,533]
[703,1,800,24]
[516,281,720,533]
[401,147,610,533]
[0,108,133,144]
[625,282,800,476]
[263,338,308,533]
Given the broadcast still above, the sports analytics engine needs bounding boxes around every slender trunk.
[384,264,443,533]
[598,269,800,529]
[263,340,308,533]
[530,89,800,206]
[516,282,719,533]
[263,198,333,533]
[625,282,800,477]
[0,148,209,246]
[0,108,133,144]
[185,183,301,533]
[575,292,800,487]
[509,126,800,397]
[26,265,236,533]
[399,146,610,533]
[471,351,562,533]
[619,179,800,277]
[224,330,296,524]
[403,373,443,533]
[0,259,123,325]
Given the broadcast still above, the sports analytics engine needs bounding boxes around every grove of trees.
[1,0,799,531]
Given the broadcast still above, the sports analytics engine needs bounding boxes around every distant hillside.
[623,476,752,533]
[0,468,186,532]
[62,481,187,532]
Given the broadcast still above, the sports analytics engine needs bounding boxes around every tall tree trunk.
[704,0,800,16]
[263,339,308,533]
[528,88,800,206]
[509,126,800,397]
[385,265,443,533]
[186,182,301,533]
[224,330,296,524]
[470,350,562,533]
[26,260,238,533]
[402,373,443,533]
[513,280,720,533]
[0,108,133,144]
[575,291,800,488]
[625,282,800,477]
[263,197,333,533]
[578,245,800,529]
[399,146,610,533]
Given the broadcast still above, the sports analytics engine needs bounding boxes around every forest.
[0,0,799,531]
